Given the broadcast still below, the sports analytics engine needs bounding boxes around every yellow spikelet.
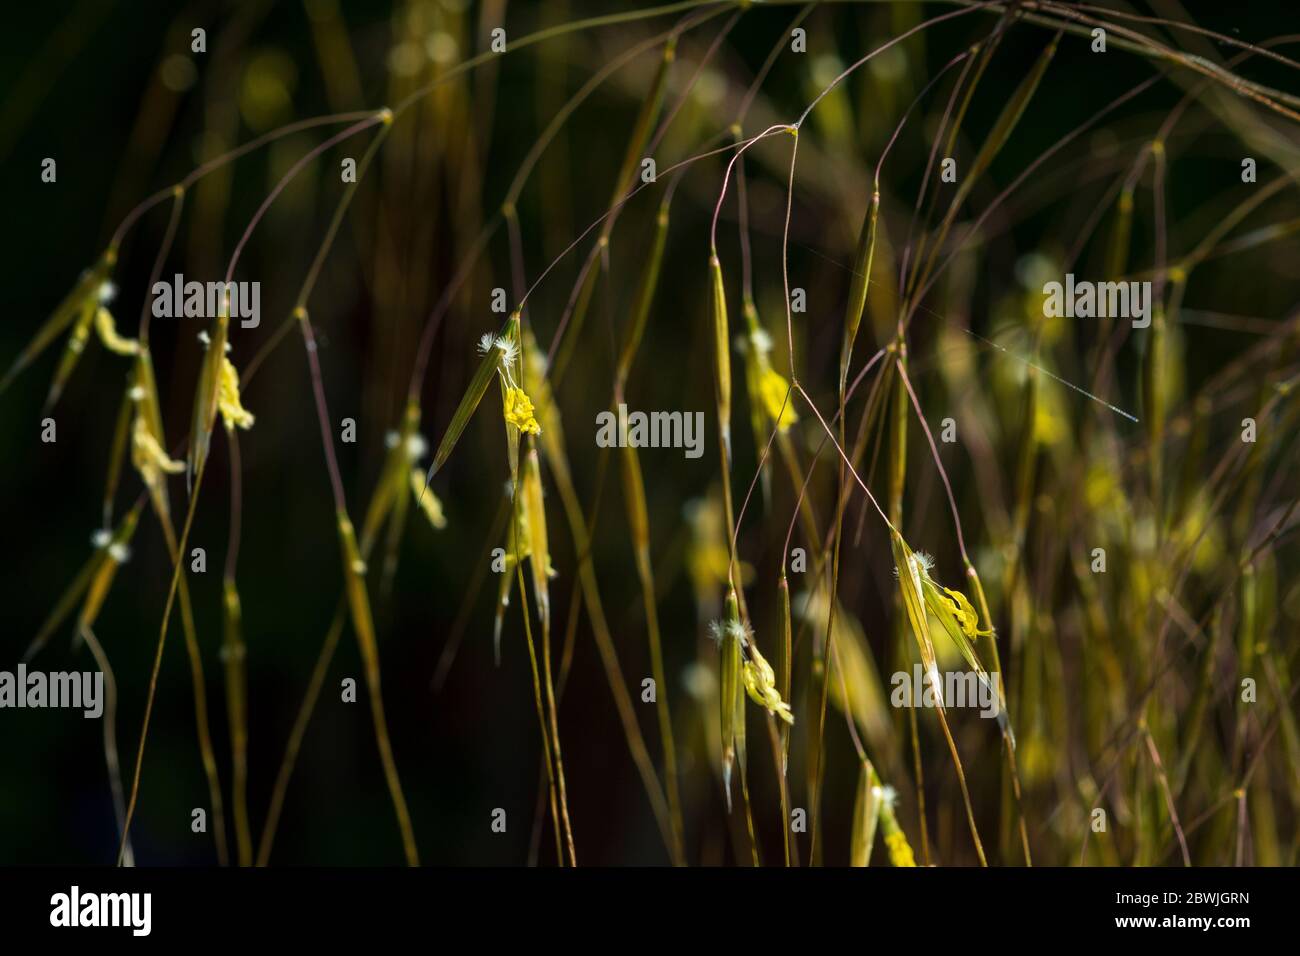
[408,468,447,529]
[935,585,992,640]
[757,366,798,432]
[741,642,794,725]
[94,308,139,356]
[885,829,916,867]
[503,386,541,436]
[879,788,916,867]
[131,415,184,485]
[217,357,254,431]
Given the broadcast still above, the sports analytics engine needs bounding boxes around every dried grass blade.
[850,760,883,866]
[615,201,670,389]
[523,448,551,625]
[890,529,987,865]
[101,378,135,527]
[951,33,1059,215]
[840,190,880,393]
[43,297,97,412]
[337,511,419,866]
[1,250,113,399]
[618,438,684,852]
[426,313,516,483]
[719,590,742,810]
[710,253,732,464]
[24,506,140,662]
[221,579,252,866]
[187,313,229,484]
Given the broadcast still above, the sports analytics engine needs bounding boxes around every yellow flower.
[903,551,993,652]
[757,366,797,432]
[94,307,139,356]
[503,386,541,435]
[885,829,916,867]
[131,415,184,485]
[933,585,991,641]
[217,357,254,431]
[906,550,1015,746]
[408,468,447,529]
[742,643,794,725]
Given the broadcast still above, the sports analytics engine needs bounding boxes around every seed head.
[217,357,255,431]
[132,415,185,485]
[409,468,447,529]
[757,366,797,432]
[742,642,794,725]
[707,617,751,647]
[494,336,519,366]
[502,386,541,436]
[94,307,139,356]
[885,830,916,867]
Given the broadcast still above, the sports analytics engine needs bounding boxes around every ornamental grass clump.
[6,1,1300,873]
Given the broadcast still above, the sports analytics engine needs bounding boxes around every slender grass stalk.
[222,430,251,868]
[890,531,987,866]
[79,624,134,867]
[5,250,116,408]
[618,436,685,859]
[255,603,345,867]
[910,31,1060,306]
[221,576,251,867]
[513,537,564,866]
[525,446,577,866]
[299,309,419,866]
[850,758,883,866]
